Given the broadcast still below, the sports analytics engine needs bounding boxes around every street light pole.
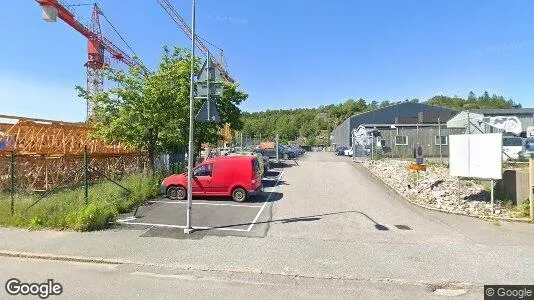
[185,0,196,234]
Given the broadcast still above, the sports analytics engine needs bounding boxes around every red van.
[161,155,263,202]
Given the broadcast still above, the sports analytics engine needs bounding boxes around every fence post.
[438,117,443,164]
[10,151,14,216]
[84,145,88,205]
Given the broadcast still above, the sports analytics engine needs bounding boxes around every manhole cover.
[394,225,412,230]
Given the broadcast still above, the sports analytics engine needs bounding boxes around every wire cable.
[197,35,223,52]
[98,5,140,59]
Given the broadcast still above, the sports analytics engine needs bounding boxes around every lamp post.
[185,0,196,234]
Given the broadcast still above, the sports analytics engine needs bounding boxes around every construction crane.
[35,0,148,119]
[156,0,234,83]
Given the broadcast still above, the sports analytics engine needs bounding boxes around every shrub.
[517,200,530,218]
[0,173,158,231]
[66,202,118,232]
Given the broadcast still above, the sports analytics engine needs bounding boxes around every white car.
[502,136,523,161]
[344,148,354,156]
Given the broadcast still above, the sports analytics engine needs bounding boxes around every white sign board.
[449,133,502,180]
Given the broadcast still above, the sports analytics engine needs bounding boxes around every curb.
[0,250,128,265]
[358,163,532,224]
[0,250,481,288]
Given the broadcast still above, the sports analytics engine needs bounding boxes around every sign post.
[410,145,425,186]
[351,130,356,162]
[523,139,534,221]
[185,1,224,235]
[195,53,223,123]
[276,134,280,163]
[531,155,534,221]
[184,0,197,235]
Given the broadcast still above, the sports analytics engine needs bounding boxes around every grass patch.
[0,173,162,231]
[517,200,530,218]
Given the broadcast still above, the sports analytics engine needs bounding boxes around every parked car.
[254,145,296,160]
[503,136,523,161]
[162,155,262,202]
[290,146,306,155]
[296,147,306,154]
[335,146,348,156]
[344,148,354,156]
[280,144,300,157]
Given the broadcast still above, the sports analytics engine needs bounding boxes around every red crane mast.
[35,0,148,119]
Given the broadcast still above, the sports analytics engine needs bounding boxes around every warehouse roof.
[349,102,457,125]
[470,108,534,115]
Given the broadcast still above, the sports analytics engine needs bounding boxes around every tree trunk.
[147,128,158,176]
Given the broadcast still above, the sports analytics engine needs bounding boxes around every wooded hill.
[240,91,521,146]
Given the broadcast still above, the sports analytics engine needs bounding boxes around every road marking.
[148,200,262,208]
[116,220,249,232]
[247,170,284,232]
[118,168,284,233]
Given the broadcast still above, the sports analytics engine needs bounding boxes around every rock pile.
[362,160,516,218]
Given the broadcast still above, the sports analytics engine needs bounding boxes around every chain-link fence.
[0,151,150,216]
[351,134,373,161]
[233,136,263,150]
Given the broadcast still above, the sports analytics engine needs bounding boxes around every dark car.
[280,144,300,157]
[291,146,306,155]
[335,146,348,156]
[254,145,296,160]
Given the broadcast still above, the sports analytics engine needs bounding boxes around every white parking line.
[118,169,285,233]
[246,170,284,232]
[148,200,262,208]
[116,220,250,232]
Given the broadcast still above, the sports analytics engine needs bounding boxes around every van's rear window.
[252,159,260,174]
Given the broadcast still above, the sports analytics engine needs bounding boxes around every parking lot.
[117,165,287,238]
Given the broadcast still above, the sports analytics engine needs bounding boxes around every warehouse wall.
[331,117,351,148]
[376,126,465,158]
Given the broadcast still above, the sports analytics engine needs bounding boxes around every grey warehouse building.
[447,108,534,135]
[331,102,462,157]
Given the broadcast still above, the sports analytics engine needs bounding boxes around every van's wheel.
[167,186,186,201]
[232,187,247,202]
[283,153,290,160]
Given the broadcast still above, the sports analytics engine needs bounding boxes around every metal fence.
[232,135,263,150]
[351,134,373,162]
[0,150,152,215]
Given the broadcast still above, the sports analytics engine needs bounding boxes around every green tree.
[380,100,391,108]
[467,91,477,101]
[78,46,247,172]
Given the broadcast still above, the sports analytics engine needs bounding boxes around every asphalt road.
[0,256,479,299]
[1,152,534,299]
[117,167,285,237]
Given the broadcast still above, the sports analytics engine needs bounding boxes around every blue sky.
[1,0,534,122]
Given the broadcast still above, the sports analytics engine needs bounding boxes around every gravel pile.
[362,159,517,218]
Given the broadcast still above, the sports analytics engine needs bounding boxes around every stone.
[362,159,516,219]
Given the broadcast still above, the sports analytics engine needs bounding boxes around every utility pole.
[352,133,355,162]
[370,133,374,160]
[530,154,534,221]
[438,117,442,164]
[184,0,196,235]
[276,134,280,163]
